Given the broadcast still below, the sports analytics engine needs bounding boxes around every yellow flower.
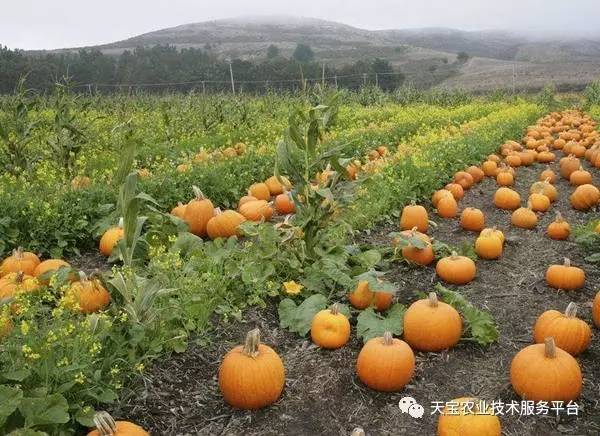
[283,281,303,295]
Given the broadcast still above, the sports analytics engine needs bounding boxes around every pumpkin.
[432,189,454,207]
[475,232,503,260]
[496,169,514,187]
[554,138,566,149]
[533,302,591,356]
[466,166,484,183]
[218,328,284,410]
[593,292,600,328]
[356,331,415,392]
[547,212,570,240]
[528,192,550,212]
[71,176,91,190]
[248,182,271,201]
[137,168,151,178]
[444,183,464,200]
[176,163,190,173]
[63,272,110,314]
[460,207,485,232]
[436,253,476,285]
[183,187,215,237]
[559,155,580,179]
[347,161,360,180]
[487,154,501,163]
[348,281,393,311]
[170,202,187,219]
[530,179,557,202]
[99,222,124,257]
[505,153,521,167]
[437,195,458,218]
[0,272,40,300]
[238,195,258,209]
[437,397,501,436]
[377,145,389,156]
[310,303,351,349]
[274,192,295,214]
[399,228,434,266]
[87,411,148,436]
[511,203,538,229]
[510,337,582,401]
[569,167,592,186]
[0,248,40,277]
[546,258,585,290]
[206,209,246,240]
[265,175,291,196]
[480,227,505,244]
[537,151,556,163]
[518,150,536,166]
[34,259,70,279]
[403,293,462,352]
[493,187,521,210]
[481,160,498,177]
[400,203,429,233]
[570,184,600,210]
[453,171,474,190]
[239,200,274,222]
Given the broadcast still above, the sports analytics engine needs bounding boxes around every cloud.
[1,0,598,50]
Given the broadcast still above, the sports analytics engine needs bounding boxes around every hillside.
[47,16,600,90]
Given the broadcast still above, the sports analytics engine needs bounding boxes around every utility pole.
[228,60,235,95]
[362,73,367,87]
[322,63,326,88]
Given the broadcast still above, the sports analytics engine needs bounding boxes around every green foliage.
[356,304,406,343]
[574,219,600,263]
[584,81,600,106]
[433,284,499,346]
[278,294,328,336]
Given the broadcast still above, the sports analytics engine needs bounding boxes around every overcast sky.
[2,0,600,50]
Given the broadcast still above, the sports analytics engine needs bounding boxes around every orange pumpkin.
[206,209,246,240]
[510,337,582,401]
[0,272,40,300]
[453,171,474,190]
[347,281,393,311]
[356,332,415,392]
[569,167,592,186]
[528,193,550,213]
[400,203,429,233]
[547,212,570,240]
[170,202,187,219]
[403,293,462,352]
[399,228,435,266]
[493,187,521,210]
[530,180,557,202]
[0,248,40,277]
[533,302,591,356]
[33,259,70,280]
[437,195,458,218]
[466,166,484,183]
[238,195,258,210]
[183,187,215,237]
[432,189,453,208]
[559,155,581,179]
[460,207,485,232]
[239,200,274,222]
[248,182,271,201]
[63,272,110,314]
[87,411,148,436]
[437,397,501,436]
[444,183,464,201]
[310,303,351,349]
[99,223,124,257]
[218,329,285,409]
[593,291,600,328]
[496,169,514,187]
[570,184,600,210]
[436,253,476,285]
[546,258,585,291]
[475,232,503,260]
[264,175,291,196]
[274,192,296,214]
[481,160,498,177]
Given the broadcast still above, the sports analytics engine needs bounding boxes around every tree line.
[0,43,404,94]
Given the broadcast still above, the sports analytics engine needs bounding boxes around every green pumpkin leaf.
[356,304,406,343]
[0,386,23,427]
[19,393,69,427]
[278,294,328,336]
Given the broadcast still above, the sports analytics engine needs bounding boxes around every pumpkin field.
[1,85,600,435]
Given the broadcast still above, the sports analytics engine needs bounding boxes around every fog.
[2,0,599,50]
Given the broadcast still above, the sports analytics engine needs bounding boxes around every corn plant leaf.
[356,304,406,343]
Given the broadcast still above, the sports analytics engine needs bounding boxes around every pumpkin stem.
[330,303,340,315]
[213,207,223,216]
[15,271,25,284]
[13,247,24,260]
[192,185,206,200]
[450,251,459,260]
[78,271,88,283]
[555,211,564,222]
[564,302,578,318]
[382,331,393,346]
[351,428,366,436]
[428,292,439,307]
[563,257,571,267]
[544,337,557,359]
[526,200,533,210]
[242,328,261,358]
[93,411,118,436]
[117,217,124,228]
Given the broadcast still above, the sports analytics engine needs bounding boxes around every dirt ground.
[116,157,600,436]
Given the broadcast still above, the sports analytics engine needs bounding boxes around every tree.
[457,51,470,63]
[267,45,280,59]
[293,44,314,63]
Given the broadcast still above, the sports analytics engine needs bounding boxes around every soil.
[117,157,600,436]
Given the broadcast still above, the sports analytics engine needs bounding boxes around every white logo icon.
[399,396,424,419]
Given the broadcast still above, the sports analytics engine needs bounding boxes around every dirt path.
[119,157,600,436]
